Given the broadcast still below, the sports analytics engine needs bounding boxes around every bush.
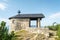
[48,24,60,31]
[0,21,15,40]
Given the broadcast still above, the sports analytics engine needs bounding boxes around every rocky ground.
[14,30,56,40]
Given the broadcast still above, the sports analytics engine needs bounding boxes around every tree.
[0,21,15,40]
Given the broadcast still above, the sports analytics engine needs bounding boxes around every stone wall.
[9,18,29,32]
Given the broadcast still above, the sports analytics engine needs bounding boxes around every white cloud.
[48,12,60,19]
[0,18,9,25]
[41,12,60,26]
[0,3,7,10]
[0,18,7,22]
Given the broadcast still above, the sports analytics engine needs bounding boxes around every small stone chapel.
[9,11,57,40]
[9,10,45,32]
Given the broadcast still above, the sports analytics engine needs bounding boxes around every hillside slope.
[14,30,55,40]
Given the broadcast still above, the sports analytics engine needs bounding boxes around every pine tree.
[0,21,15,40]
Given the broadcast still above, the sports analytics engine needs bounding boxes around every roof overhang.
[9,14,45,20]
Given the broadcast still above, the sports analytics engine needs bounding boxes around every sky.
[0,0,60,27]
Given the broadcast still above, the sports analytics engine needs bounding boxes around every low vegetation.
[47,23,60,40]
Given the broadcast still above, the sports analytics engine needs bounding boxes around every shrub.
[0,21,15,40]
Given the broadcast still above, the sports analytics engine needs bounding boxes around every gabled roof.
[9,14,45,19]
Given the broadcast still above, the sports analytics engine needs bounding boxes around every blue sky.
[0,0,60,27]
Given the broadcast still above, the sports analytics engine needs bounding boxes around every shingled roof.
[9,14,45,19]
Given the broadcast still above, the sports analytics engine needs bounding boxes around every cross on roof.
[18,10,21,14]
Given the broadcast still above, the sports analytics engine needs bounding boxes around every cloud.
[41,12,60,26]
[0,18,9,25]
[0,3,7,10]
[48,12,60,19]
[0,18,8,22]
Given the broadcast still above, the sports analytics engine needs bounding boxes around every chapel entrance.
[29,18,41,28]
